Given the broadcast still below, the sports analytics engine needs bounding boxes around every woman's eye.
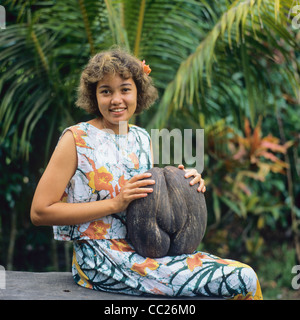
[101,89,110,94]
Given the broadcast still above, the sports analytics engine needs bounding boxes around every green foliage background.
[0,0,299,299]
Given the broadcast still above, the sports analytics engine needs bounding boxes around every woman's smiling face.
[96,73,137,130]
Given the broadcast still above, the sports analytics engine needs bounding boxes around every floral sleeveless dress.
[53,122,263,300]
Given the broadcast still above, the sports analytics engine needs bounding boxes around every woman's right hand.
[113,172,155,212]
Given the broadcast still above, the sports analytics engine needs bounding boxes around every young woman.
[31,49,262,299]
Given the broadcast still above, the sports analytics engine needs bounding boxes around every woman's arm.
[30,130,154,226]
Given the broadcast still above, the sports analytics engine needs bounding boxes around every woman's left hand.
[178,164,206,193]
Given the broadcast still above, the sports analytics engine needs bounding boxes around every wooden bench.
[0,271,219,300]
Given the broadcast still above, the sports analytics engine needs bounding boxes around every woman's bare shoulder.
[52,129,77,167]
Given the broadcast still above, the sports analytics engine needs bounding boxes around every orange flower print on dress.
[73,127,93,149]
[115,175,128,196]
[109,239,134,252]
[118,175,127,188]
[128,153,139,169]
[81,220,111,239]
[85,158,114,197]
[150,287,165,295]
[131,258,159,276]
[186,253,204,271]
[187,253,231,271]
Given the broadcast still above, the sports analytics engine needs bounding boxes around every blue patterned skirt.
[72,238,263,300]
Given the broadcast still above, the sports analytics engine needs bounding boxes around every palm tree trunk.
[78,0,95,55]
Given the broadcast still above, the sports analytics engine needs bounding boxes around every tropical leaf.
[0,0,106,160]
[153,0,300,128]
[0,0,299,163]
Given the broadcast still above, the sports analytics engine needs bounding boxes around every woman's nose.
[111,92,122,105]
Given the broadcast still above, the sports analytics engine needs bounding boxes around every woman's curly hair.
[76,48,158,117]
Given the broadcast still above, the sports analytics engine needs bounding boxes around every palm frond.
[103,0,129,49]
[0,1,94,159]
[1,0,299,161]
[153,0,299,128]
